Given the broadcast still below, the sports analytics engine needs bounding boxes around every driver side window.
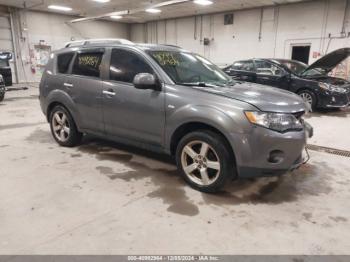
[232,61,254,72]
[110,49,154,83]
[255,60,283,76]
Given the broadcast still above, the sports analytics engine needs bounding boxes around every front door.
[225,60,256,83]
[254,60,287,89]
[102,48,165,146]
[65,49,105,132]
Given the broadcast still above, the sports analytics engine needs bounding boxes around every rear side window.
[57,53,74,74]
[109,49,153,83]
[72,52,103,78]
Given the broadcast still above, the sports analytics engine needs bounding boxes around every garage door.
[0,15,13,52]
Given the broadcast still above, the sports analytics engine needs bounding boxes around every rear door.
[102,48,165,146]
[65,49,105,132]
[225,60,256,82]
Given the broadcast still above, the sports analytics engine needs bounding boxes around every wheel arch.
[296,88,318,106]
[169,121,237,166]
[45,90,81,128]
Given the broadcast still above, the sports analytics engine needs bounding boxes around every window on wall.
[57,53,74,74]
[109,49,154,83]
[72,52,104,78]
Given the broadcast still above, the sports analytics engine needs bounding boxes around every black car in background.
[0,74,5,102]
[0,52,13,86]
[224,48,350,110]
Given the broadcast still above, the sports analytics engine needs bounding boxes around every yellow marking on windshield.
[153,52,180,66]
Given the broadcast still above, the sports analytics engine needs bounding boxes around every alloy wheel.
[299,92,313,107]
[52,111,70,142]
[181,140,221,186]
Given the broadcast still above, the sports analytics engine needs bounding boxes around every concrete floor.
[1,84,350,255]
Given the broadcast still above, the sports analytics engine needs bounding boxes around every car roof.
[54,41,187,55]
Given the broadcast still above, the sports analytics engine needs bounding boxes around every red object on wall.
[312,51,320,58]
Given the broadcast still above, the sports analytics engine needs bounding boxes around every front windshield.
[277,60,308,75]
[302,67,328,77]
[147,50,233,86]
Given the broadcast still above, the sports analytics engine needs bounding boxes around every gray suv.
[39,39,313,193]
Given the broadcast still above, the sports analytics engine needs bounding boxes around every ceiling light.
[146,8,162,14]
[194,0,213,6]
[110,15,122,19]
[48,5,72,11]
[93,0,111,3]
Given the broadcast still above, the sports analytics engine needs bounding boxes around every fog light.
[268,150,284,164]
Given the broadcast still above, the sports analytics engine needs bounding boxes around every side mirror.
[133,73,161,91]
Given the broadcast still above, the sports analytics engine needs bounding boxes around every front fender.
[165,104,247,152]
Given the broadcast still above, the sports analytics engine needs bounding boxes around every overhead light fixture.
[146,8,162,13]
[48,5,72,11]
[93,0,111,3]
[110,15,122,19]
[194,0,213,6]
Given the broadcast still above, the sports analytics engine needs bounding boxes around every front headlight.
[245,111,303,133]
[319,83,347,93]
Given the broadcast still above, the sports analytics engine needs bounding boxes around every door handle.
[63,83,74,88]
[103,90,116,97]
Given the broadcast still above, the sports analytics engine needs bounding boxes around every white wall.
[12,10,129,83]
[130,0,350,67]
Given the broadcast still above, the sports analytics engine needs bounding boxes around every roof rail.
[64,38,134,48]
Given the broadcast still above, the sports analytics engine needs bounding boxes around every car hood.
[194,82,307,113]
[303,48,350,74]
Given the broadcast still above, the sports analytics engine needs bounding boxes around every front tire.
[298,90,316,111]
[0,93,4,102]
[49,105,82,147]
[176,130,235,193]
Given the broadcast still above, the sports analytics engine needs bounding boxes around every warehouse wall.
[130,0,350,67]
[11,9,129,83]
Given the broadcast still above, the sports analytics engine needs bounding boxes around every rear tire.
[0,93,4,102]
[298,89,317,111]
[49,105,82,147]
[176,130,235,193]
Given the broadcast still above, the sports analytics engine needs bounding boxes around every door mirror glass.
[133,73,161,91]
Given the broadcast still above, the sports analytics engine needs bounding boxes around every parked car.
[39,40,313,192]
[0,74,5,102]
[224,48,350,110]
[0,52,13,86]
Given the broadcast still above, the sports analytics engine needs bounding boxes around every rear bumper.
[231,121,313,178]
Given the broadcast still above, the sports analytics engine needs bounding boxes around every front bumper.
[231,121,313,178]
[317,91,350,108]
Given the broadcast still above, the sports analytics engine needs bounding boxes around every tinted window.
[72,52,103,78]
[110,49,153,83]
[0,59,9,67]
[255,60,283,76]
[57,53,74,74]
[232,61,254,71]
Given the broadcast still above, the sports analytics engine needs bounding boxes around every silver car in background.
[39,40,313,192]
